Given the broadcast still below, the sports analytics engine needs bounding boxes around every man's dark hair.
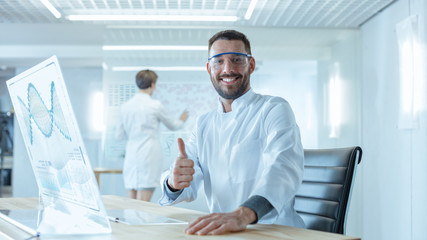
[135,70,158,90]
[208,30,252,55]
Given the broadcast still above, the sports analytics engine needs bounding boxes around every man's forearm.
[240,195,274,223]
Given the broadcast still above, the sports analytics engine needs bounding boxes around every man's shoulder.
[252,94,295,121]
[254,93,290,107]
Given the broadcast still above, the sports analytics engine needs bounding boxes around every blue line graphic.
[17,81,72,144]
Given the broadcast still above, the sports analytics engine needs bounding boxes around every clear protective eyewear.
[208,52,252,69]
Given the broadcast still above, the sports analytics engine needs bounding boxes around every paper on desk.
[107,209,187,225]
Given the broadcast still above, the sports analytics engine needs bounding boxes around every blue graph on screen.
[17,81,72,144]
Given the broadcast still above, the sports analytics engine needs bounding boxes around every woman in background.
[116,70,188,201]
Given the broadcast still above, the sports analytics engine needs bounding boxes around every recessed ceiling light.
[40,0,61,18]
[67,15,238,22]
[103,45,207,51]
[245,0,259,20]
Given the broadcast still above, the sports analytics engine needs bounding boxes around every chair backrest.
[295,146,362,234]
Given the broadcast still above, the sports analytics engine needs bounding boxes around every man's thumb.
[177,138,187,158]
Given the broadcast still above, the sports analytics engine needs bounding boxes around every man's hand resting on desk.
[185,206,256,235]
[167,138,195,191]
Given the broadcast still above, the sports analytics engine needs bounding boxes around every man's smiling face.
[207,39,255,100]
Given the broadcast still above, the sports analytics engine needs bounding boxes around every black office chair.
[294,146,362,234]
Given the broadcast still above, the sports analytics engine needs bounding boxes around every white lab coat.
[159,89,305,228]
[116,92,184,189]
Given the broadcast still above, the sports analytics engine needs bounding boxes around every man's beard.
[212,73,250,100]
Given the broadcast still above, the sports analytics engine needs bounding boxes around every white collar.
[217,88,255,113]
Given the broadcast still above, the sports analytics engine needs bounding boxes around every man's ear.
[207,62,211,75]
[249,57,256,74]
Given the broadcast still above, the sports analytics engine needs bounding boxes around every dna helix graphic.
[17,81,72,144]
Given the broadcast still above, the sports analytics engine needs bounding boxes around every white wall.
[360,0,427,239]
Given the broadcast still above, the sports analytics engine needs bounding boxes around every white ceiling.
[1,0,396,28]
[0,0,397,70]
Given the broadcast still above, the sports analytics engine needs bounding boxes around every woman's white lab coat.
[116,92,184,189]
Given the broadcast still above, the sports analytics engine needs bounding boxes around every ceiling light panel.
[102,28,214,68]
[0,0,60,23]
[103,28,217,45]
[40,0,61,18]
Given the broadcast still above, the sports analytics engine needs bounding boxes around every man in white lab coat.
[159,30,304,235]
[116,70,188,201]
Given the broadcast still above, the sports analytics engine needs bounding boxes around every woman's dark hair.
[135,70,158,89]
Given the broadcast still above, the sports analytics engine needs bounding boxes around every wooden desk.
[93,168,123,187]
[0,195,360,240]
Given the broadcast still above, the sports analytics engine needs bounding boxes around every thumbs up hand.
[167,138,195,191]
[177,137,188,158]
